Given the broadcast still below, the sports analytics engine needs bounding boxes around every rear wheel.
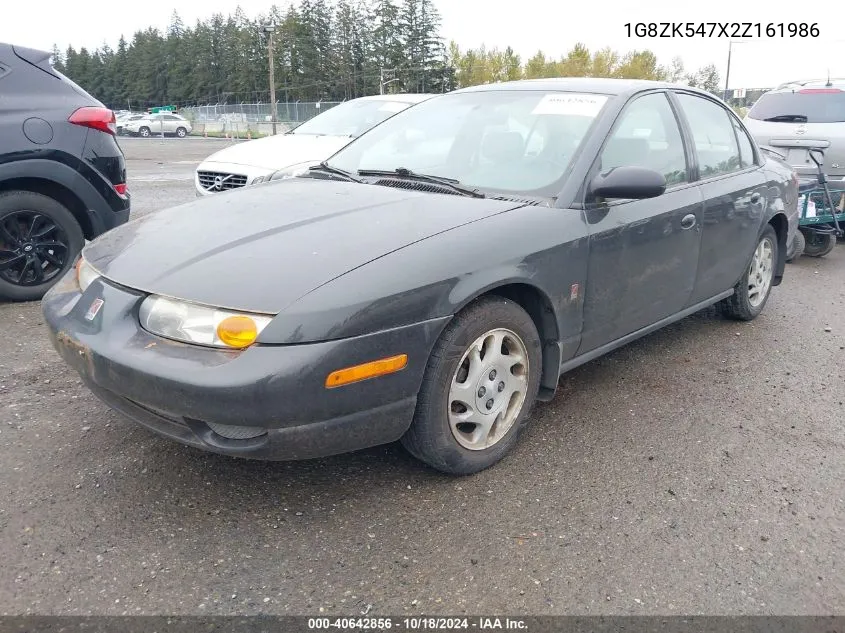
[0,191,84,301]
[719,224,777,321]
[786,228,805,263]
[138,126,151,138]
[802,229,836,257]
[176,127,187,138]
[401,296,542,475]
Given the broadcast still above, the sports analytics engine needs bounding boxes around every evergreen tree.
[54,1,699,108]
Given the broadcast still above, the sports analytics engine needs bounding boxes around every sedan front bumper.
[42,272,448,461]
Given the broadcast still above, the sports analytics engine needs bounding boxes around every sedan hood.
[83,179,523,313]
[200,133,353,171]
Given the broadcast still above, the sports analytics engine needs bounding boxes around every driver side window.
[600,93,689,186]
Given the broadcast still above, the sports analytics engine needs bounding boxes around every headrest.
[482,131,525,163]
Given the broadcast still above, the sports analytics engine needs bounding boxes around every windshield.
[291,99,417,138]
[748,90,845,123]
[325,90,608,196]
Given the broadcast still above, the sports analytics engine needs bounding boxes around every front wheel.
[719,224,778,321]
[0,191,84,301]
[802,229,836,257]
[401,296,542,475]
[138,126,151,138]
[176,127,187,138]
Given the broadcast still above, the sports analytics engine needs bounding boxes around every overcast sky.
[3,0,843,89]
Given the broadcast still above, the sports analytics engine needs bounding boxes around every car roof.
[353,93,437,103]
[768,78,845,92]
[453,77,713,98]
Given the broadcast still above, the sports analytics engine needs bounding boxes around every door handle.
[681,213,697,230]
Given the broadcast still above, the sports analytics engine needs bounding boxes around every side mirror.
[589,165,666,200]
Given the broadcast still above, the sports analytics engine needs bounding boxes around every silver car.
[124,113,193,138]
[743,79,845,182]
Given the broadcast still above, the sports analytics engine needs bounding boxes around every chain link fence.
[180,101,343,138]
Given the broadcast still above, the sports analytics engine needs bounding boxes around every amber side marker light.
[325,354,408,388]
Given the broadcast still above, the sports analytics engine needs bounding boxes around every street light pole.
[264,23,278,135]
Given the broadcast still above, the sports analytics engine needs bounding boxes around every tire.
[138,126,151,138]
[802,229,836,257]
[0,191,84,302]
[719,224,778,321]
[176,127,187,138]
[401,296,542,475]
[786,228,805,263]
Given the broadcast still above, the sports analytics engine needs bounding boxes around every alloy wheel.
[748,236,774,307]
[0,211,70,286]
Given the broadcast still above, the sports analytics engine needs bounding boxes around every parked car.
[744,79,845,257]
[0,43,130,302]
[44,78,796,475]
[116,113,147,135]
[743,79,845,182]
[124,112,192,138]
[194,93,435,195]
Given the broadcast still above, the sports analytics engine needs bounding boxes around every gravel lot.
[0,137,843,616]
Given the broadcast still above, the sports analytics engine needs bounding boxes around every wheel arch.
[0,176,94,239]
[457,281,562,400]
[767,211,788,285]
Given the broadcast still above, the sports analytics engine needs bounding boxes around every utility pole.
[723,39,750,103]
[723,40,733,103]
[264,22,278,135]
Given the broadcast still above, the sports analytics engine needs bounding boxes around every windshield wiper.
[357,167,485,198]
[763,114,808,122]
[307,162,363,183]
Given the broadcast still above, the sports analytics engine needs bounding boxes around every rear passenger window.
[676,93,741,178]
[601,92,688,186]
[732,120,756,168]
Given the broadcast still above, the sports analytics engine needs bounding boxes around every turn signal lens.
[325,354,408,388]
[216,315,259,348]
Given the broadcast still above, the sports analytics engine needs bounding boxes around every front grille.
[126,398,186,425]
[197,170,248,192]
[206,422,267,440]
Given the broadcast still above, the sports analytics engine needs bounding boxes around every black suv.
[0,43,130,301]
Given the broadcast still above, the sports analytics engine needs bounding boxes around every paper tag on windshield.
[531,93,608,117]
[379,101,408,112]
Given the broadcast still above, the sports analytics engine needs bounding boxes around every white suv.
[125,113,192,138]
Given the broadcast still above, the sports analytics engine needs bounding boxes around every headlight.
[269,162,317,182]
[138,295,273,349]
[76,257,100,292]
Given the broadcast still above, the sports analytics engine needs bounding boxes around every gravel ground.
[0,137,842,616]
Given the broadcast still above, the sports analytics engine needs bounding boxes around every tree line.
[51,0,722,110]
